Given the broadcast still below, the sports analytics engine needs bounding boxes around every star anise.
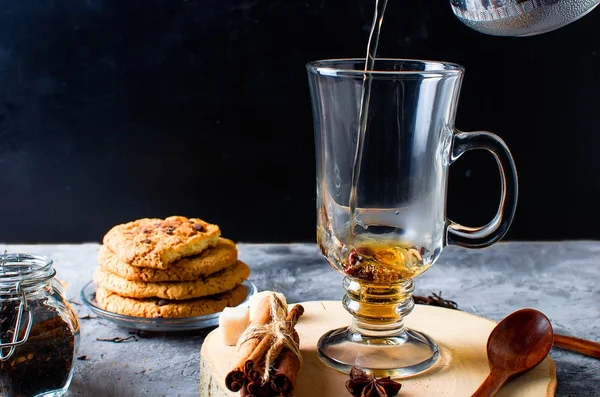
[345,367,402,397]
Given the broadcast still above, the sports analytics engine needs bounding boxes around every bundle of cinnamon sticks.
[225,295,304,397]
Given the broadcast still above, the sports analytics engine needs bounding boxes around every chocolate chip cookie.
[94,260,250,300]
[102,216,220,269]
[97,238,238,282]
[95,284,247,318]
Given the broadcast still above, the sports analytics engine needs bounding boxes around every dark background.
[0,1,598,243]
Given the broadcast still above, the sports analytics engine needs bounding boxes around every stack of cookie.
[93,216,250,318]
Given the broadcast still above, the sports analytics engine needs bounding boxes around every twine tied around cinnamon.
[236,295,304,383]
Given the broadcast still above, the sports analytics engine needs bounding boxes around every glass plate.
[80,280,258,331]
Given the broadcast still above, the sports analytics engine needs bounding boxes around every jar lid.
[0,253,55,288]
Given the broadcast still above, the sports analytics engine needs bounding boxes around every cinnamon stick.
[245,304,305,381]
[286,305,305,330]
[225,370,245,393]
[270,331,301,397]
[245,336,271,381]
[265,304,304,370]
[240,383,255,397]
[225,296,275,392]
[245,379,271,396]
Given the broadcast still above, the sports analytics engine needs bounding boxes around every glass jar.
[0,253,80,397]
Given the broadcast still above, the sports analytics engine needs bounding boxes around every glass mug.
[307,59,518,377]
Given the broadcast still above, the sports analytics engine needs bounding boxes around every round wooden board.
[200,301,557,397]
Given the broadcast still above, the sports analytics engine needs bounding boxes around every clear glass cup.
[0,253,80,397]
[307,59,518,377]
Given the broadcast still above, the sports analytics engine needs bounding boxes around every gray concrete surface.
[3,242,598,397]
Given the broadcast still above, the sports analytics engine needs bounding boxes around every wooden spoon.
[471,309,554,397]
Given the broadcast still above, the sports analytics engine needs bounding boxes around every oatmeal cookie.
[97,238,237,282]
[102,216,220,269]
[95,284,247,318]
[93,260,250,300]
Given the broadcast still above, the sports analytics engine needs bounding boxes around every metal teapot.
[450,0,599,36]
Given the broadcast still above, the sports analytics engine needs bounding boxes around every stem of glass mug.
[342,276,415,337]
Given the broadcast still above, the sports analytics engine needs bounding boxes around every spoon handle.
[554,334,600,359]
[470,370,509,397]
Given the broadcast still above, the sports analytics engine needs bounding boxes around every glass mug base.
[317,326,440,378]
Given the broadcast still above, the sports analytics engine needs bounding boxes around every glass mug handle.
[446,131,519,248]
